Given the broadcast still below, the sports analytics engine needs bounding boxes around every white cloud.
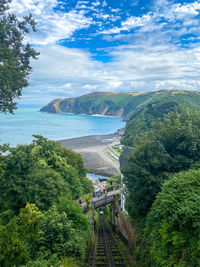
[92,1,101,7]
[101,0,200,38]
[76,0,89,8]
[94,12,110,20]
[9,0,200,104]
[62,83,72,89]
[10,0,93,45]
[174,2,200,16]
[102,14,152,34]
[83,84,98,89]
[107,80,123,88]
[122,14,151,29]
[101,27,121,34]
[110,8,121,13]
[21,42,200,104]
[106,42,200,92]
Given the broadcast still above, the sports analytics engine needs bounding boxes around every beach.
[58,129,124,177]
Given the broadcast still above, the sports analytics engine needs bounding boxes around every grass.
[104,148,119,163]
[112,147,122,155]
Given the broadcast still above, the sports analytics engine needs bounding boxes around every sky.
[9,0,200,104]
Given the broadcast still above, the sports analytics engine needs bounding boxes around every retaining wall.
[114,203,136,246]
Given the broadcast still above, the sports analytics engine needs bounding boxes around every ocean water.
[87,173,109,180]
[0,104,125,147]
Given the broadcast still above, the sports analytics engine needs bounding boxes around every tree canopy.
[146,168,200,266]
[0,135,94,266]
[0,0,39,113]
[0,135,93,214]
[0,201,91,266]
[123,106,200,218]
[123,106,200,266]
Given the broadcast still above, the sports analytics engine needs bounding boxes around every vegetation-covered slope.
[40,90,200,122]
[146,168,200,266]
[0,135,93,266]
[122,106,200,266]
[40,91,154,118]
[121,90,200,145]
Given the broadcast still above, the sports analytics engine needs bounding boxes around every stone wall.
[114,202,136,246]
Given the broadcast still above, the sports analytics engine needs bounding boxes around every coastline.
[91,114,121,118]
[58,128,124,177]
[40,110,122,119]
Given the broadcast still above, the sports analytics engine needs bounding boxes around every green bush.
[36,206,86,260]
[57,197,89,230]
[146,168,200,266]
[0,215,30,266]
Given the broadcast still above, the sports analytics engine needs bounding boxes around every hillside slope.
[121,90,200,145]
[40,90,200,121]
[40,91,155,119]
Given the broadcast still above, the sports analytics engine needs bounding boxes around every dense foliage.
[0,0,39,113]
[122,106,200,266]
[146,168,200,266]
[0,135,93,214]
[0,201,92,266]
[122,92,200,146]
[0,136,93,266]
[123,106,200,218]
[121,100,178,146]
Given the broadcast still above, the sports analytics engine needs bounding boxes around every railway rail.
[89,216,127,267]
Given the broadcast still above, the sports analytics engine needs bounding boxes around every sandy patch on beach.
[58,132,121,177]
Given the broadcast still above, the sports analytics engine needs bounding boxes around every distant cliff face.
[40,90,200,120]
[40,91,153,118]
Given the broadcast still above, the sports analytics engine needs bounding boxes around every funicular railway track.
[89,216,126,267]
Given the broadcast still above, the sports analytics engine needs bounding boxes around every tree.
[0,135,93,265]
[0,212,30,266]
[57,197,89,231]
[121,100,178,146]
[146,168,200,266]
[124,138,171,217]
[0,135,93,214]
[0,201,90,266]
[0,0,39,113]
[123,106,200,218]
[36,206,86,261]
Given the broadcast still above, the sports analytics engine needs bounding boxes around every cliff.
[40,90,200,120]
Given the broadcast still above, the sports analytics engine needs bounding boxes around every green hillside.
[41,90,200,119]
[121,90,200,146]
[40,91,156,118]
[122,105,200,267]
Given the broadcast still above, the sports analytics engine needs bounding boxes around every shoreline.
[40,110,123,119]
[58,128,124,177]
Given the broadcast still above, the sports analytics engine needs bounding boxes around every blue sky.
[10,0,200,103]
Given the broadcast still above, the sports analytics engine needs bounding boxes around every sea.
[0,104,125,147]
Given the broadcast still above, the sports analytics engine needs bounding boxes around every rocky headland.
[40,90,200,121]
